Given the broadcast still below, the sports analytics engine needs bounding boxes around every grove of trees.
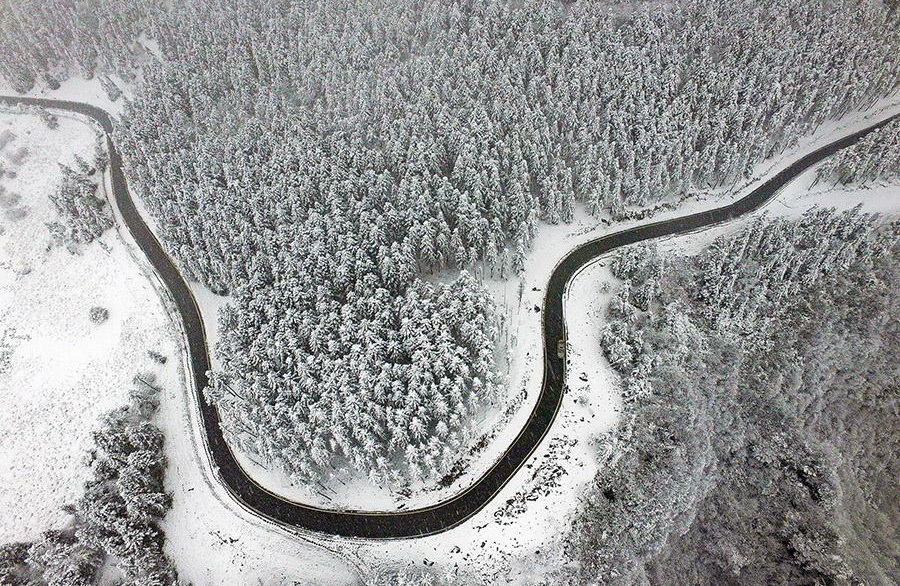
[48,163,112,246]
[0,0,158,92]
[567,208,899,586]
[0,381,176,586]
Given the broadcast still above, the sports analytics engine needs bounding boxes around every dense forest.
[567,208,899,586]
[1,0,898,484]
[127,0,900,484]
[816,118,900,186]
[0,379,176,586]
[0,0,157,92]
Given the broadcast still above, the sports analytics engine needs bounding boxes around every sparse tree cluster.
[48,164,112,246]
[0,326,27,376]
[816,118,900,186]
[568,208,899,586]
[0,381,176,586]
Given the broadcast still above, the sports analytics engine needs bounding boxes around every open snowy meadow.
[0,109,177,541]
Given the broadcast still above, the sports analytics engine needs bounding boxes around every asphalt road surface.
[2,94,895,539]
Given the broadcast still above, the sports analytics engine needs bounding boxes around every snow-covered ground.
[120,95,900,585]
[0,109,174,542]
[122,94,898,583]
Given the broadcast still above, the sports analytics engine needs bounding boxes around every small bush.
[99,77,122,102]
[42,74,60,90]
[37,108,58,130]
[0,129,15,150]
[88,306,109,324]
[92,136,108,173]
[4,146,28,166]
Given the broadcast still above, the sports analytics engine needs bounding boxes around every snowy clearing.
[0,109,173,542]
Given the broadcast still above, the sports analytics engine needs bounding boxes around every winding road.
[2,95,896,539]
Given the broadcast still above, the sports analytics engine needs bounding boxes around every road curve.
[3,95,896,539]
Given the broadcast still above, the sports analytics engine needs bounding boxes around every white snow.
[0,108,173,542]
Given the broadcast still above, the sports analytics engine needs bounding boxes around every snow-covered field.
[0,109,175,542]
